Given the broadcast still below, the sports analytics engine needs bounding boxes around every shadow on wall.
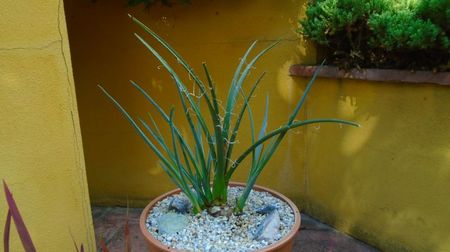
[297,78,450,251]
[63,0,450,250]
[63,0,314,205]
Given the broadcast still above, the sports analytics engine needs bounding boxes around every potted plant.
[100,15,359,252]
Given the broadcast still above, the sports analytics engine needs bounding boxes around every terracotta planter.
[139,182,301,252]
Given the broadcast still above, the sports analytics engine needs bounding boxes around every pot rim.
[139,182,301,252]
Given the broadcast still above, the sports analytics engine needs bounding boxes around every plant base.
[139,183,301,252]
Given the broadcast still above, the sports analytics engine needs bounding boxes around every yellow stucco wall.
[63,1,450,251]
[64,0,314,205]
[301,79,450,251]
[0,0,95,251]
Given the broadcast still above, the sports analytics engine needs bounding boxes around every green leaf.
[255,95,269,164]
[168,108,203,211]
[224,72,266,175]
[227,118,359,181]
[222,41,280,143]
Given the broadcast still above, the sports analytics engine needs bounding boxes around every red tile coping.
[289,65,450,85]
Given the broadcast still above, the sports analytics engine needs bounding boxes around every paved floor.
[93,207,379,251]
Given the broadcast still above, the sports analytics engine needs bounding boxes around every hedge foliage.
[299,0,450,70]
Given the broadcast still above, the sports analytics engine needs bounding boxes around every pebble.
[169,197,191,214]
[208,205,233,217]
[157,212,189,234]
[253,210,281,241]
[255,204,277,214]
[146,187,295,252]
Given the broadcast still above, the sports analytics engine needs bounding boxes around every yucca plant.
[100,15,359,214]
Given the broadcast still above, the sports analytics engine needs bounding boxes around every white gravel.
[145,186,295,252]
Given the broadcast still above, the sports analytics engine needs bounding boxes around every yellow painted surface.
[301,79,450,251]
[0,0,95,251]
[63,1,450,251]
[64,0,314,205]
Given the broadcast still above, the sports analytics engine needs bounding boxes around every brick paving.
[93,207,379,252]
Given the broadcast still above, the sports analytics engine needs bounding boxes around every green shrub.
[299,0,450,70]
[416,0,450,32]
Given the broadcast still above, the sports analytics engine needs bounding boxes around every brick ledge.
[289,65,450,85]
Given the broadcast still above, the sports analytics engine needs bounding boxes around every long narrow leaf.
[222,41,280,141]
[129,34,213,175]
[230,41,258,94]
[235,119,358,211]
[129,15,216,115]
[131,17,222,164]
[224,72,266,171]
[133,82,202,181]
[98,86,185,188]
[144,115,204,195]
[176,134,208,203]
[202,63,227,195]
[196,64,227,201]
[159,161,189,195]
[3,181,36,252]
[139,117,174,161]
[133,81,200,163]
[4,210,11,252]
[287,60,325,125]
[144,121,199,195]
[202,63,219,115]
[246,96,257,172]
[139,117,199,189]
[232,62,325,181]
[130,80,170,121]
[255,95,270,162]
[131,82,199,171]
[188,97,211,199]
[168,108,203,211]
[133,33,216,157]
[223,42,258,140]
[173,84,209,185]
[242,62,326,186]
[240,93,268,177]
[225,40,258,124]
[227,119,359,180]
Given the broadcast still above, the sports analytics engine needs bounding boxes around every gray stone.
[253,210,281,241]
[256,204,277,214]
[207,206,233,217]
[168,198,191,214]
[208,206,221,216]
[157,212,189,234]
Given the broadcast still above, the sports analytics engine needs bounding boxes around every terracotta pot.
[139,182,301,252]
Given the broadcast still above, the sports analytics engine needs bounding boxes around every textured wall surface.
[63,0,450,251]
[0,0,95,250]
[302,79,450,251]
[64,0,314,206]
